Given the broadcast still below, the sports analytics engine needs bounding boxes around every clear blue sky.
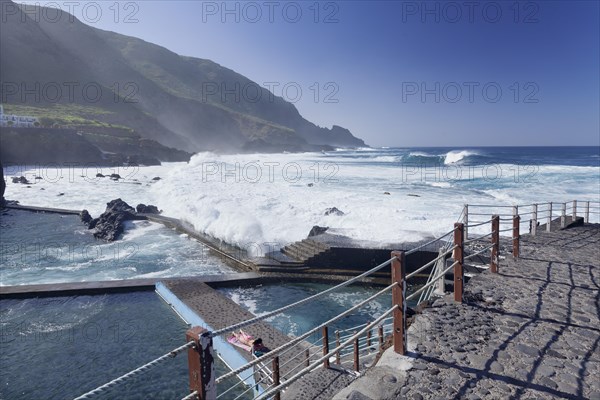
[25,1,600,147]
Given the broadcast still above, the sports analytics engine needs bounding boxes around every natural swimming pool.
[0,209,235,286]
[0,291,246,400]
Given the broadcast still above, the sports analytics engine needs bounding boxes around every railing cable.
[73,341,194,400]
[255,306,398,400]
[405,245,457,280]
[180,391,199,400]
[405,227,456,255]
[464,244,495,261]
[407,261,458,302]
[215,282,397,383]
[211,258,396,338]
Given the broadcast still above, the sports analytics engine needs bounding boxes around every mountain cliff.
[0,0,366,154]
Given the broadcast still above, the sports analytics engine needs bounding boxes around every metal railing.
[178,223,473,400]
[462,200,600,239]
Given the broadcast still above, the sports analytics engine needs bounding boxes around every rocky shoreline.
[0,127,192,167]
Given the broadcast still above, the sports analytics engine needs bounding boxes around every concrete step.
[303,239,331,251]
[282,246,315,261]
[280,238,333,262]
[280,261,307,267]
[256,265,311,273]
[294,240,322,254]
[251,252,305,268]
[290,242,320,257]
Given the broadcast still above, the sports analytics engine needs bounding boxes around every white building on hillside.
[0,104,38,128]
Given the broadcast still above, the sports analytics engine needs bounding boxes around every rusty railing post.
[391,250,406,355]
[186,327,216,400]
[572,200,577,220]
[353,332,360,373]
[335,331,340,364]
[463,204,468,240]
[322,326,330,369]
[561,202,567,228]
[378,325,384,353]
[547,202,553,232]
[453,223,464,303]
[366,325,372,348]
[305,348,310,367]
[272,356,281,400]
[491,215,500,273]
[585,201,590,223]
[531,204,537,236]
[436,248,445,295]
[513,215,520,258]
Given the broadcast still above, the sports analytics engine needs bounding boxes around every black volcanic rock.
[0,161,5,206]
[324,207,345,216]
[1,128,105,165]
[91,198,145,241]
[126,154,161,166]
[80,209,94,227]
[0,126,188,166]
[308,226,329,237]
[12,176,30,184]
[136,204,160,214]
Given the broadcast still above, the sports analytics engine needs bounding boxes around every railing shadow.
[436,259,600,400]
[523,225,600,250]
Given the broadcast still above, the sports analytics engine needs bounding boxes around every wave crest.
[444,150,479,165]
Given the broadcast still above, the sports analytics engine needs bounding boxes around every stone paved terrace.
[333,223,600,400]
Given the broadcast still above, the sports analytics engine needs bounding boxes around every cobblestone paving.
[399,224,600,400]
[283,367,359,400]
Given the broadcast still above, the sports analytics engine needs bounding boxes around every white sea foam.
[444,150,479,165]
[229,289,261,316]
[4,152,599,256]
[427,182,452,188]
[408,151,436,157]
[371,156,399,162]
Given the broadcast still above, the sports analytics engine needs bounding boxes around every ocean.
[3,146,599,257]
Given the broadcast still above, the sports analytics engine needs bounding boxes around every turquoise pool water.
[218,282,416,344]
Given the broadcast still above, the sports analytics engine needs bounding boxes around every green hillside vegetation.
[0,0,365,154]
[2,104,129,129]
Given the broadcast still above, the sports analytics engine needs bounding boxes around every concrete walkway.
[334,224,600,400]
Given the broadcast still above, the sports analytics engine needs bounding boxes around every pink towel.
[227,332,253,352]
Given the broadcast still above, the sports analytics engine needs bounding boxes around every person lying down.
[228,329,271,357]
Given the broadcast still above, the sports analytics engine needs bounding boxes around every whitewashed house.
[0,104,38,127]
